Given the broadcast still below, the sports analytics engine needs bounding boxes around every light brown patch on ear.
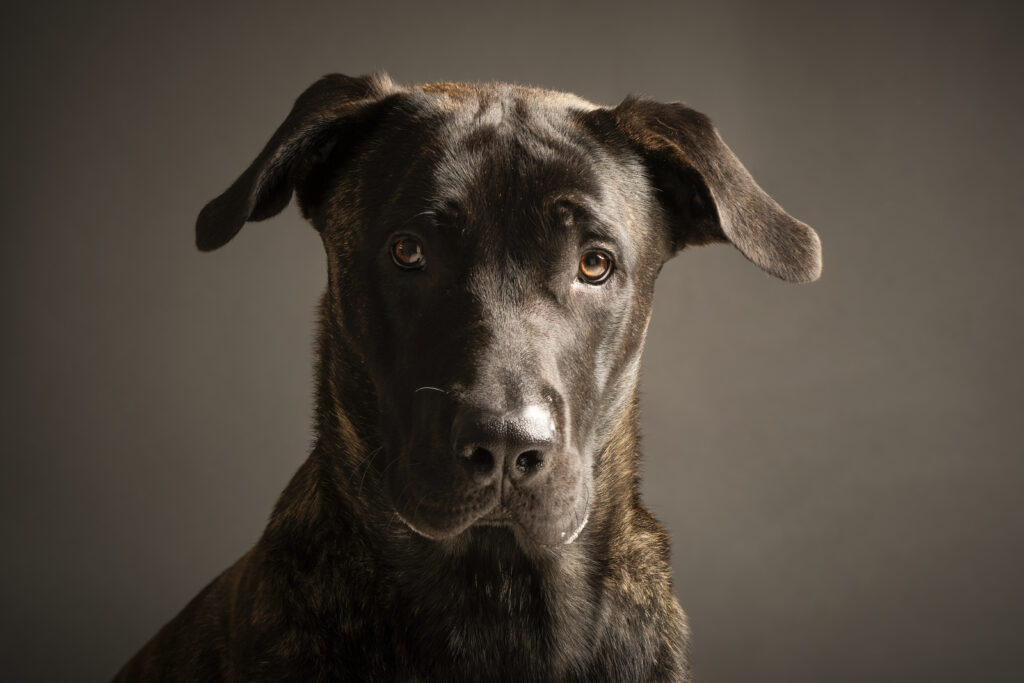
[611,97,822,283]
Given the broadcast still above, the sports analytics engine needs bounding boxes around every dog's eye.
[578,250,613,284]
[392,236,426,269]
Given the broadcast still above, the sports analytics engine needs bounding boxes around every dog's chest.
[282,531,601,681]
[377,543,585,680]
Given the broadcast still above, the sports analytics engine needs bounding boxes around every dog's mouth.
[395,499,590,547]
[385,458,592,547]
[476,503,591,545]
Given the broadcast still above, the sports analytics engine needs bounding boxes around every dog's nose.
[452,404,557,485]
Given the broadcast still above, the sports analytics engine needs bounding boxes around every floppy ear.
[196,72,399,251]
[610,97,821,283]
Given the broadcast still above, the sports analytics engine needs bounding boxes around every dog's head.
[197,73,820,547]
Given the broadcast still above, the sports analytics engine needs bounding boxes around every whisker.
[414,386,448,395]
[355,445,385,500]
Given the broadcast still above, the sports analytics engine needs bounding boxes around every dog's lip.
[392,493,502,540]
[395,506,487,540]
[479,506,512,523]
[386,460,592,546]
[400,501,590,547]
[400,500,519,534]
[472,502,589,546]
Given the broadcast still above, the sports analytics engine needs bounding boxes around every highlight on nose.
[452,403,558,485]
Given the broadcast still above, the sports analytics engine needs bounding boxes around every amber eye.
[578,249,613,284]
[391,236,426,269]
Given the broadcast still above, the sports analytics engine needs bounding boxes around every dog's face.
[197,73,820,548]
[321,87,667,546]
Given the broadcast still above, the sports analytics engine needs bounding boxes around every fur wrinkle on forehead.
[423,92,605,203]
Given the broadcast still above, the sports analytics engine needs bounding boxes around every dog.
[114,72,821,682]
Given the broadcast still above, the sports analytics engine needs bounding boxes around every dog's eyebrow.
[397,206,459,230]
[547,194,596,224]
[550,195,625,246]
[403,209,438,225]
[579,223,619,243]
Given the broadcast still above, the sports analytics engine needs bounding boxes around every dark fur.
[114,73,820,682]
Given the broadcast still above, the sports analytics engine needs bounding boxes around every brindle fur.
[114,72,820,682]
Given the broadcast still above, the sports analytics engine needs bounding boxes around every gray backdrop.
[2,1,1021,681]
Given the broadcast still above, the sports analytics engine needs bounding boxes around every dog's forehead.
[395,82,639,239]
[413,84,602,190]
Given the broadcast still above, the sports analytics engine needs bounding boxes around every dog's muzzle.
[387,398,591,547]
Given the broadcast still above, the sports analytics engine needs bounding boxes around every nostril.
[452,403,557,484]
[467,447,495,476]
[515,450,544,474]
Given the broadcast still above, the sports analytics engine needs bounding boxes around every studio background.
[2,1,1021,681]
